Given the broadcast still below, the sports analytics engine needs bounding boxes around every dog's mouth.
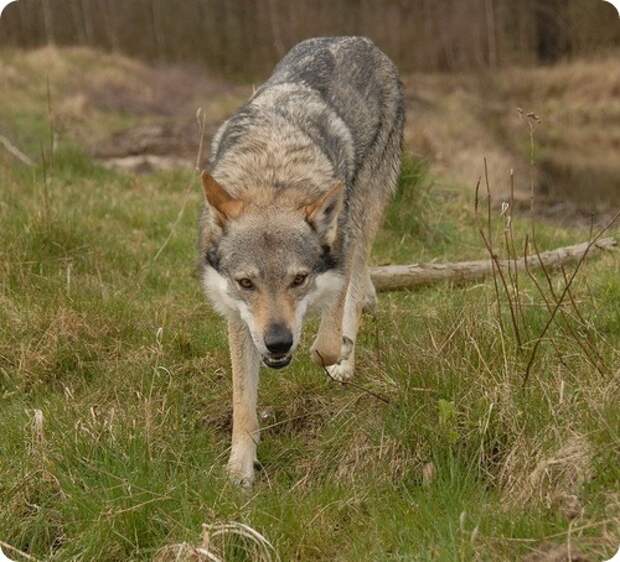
[262,353,292,369]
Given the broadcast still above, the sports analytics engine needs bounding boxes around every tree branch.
[0,134,34,167]
[370,237,616,292]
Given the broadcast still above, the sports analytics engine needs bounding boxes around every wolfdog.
[199,36,404,486]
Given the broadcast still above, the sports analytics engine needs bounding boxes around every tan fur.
[251,291,297,340]
[310,277,348,366]
[227,317,260,486]
[201,172,244,222]
[199,37,404,486]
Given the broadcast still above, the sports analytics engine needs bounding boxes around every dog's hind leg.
[226,317,261,488]
[362,268,378,314]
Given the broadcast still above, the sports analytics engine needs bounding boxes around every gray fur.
[202,35,404,278]
[198,37,404,487]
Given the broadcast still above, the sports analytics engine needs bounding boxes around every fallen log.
[370,237,616,292]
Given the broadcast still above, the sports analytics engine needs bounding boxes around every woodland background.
[1,0,620,77]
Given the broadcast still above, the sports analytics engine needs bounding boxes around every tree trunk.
[42,0,55,45]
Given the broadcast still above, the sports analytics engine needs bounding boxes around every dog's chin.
[262,354,292,370]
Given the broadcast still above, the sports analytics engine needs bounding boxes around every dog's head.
[200,172,344,369]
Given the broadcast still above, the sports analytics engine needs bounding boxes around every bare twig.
[522,235,575,372]
[517,107,541,231]
[473,176,481,214]
[507,168,526,333]
[523,235,553,311]
[559,263,610,357]
[483,157,506,336]
[0,134,34,166]
[46,76,56,167]
[39,142,51,220]
[484,158,493,248]
[480,229,522,351]
[0,540,41,562]
[151,107,208,263]
[522,210,620,387]
[531,238,607,375]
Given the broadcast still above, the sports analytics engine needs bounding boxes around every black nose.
[264,324,293,355]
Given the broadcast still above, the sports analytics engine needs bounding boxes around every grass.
[1,51,619,562]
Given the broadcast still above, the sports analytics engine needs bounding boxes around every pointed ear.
[201,171,244,224]
[304,183,344,246]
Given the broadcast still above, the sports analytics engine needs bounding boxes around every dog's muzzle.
[262,353,292,369]
[262,323,293,368]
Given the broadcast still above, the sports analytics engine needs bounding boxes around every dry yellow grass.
[403,53,620,216]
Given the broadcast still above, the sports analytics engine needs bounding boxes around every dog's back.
[209,36,404,215]
[263,36,403,170]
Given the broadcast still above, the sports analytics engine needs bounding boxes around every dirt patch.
[92,122,201,160]
[84,63,233,117]
[99,154,193,174]
[81,59,249,169]
[83,62,249,171]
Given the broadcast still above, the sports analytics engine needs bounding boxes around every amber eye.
[291,273,308,287]
[237,278,254,290]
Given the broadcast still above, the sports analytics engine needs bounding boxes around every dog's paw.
[227,462,255,488]
[326,357,355,382]
[227,446,256,489]
[326,337,355,382]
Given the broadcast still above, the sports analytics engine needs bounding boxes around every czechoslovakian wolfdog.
[199,36,404,486]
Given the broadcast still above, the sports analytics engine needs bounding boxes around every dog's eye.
[291,273,308,287]
[237,278,254,290]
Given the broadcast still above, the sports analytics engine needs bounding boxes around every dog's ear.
[201,171,244,224]
[304,183,344,246]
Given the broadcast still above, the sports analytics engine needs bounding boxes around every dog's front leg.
[226,317,260,488]
[310,288,346,366]
[311,261,352,367]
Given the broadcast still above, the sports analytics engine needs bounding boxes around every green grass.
[1,59,619,560]
[1,146,618,562]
